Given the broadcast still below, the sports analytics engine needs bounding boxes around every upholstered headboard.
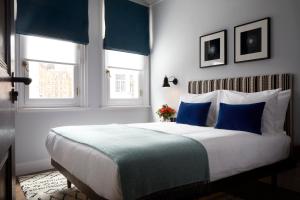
[188,74,294,145]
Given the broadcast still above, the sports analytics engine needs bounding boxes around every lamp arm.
[168,76,178,85]
[168,76,176,81]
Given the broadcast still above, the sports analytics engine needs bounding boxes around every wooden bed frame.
[52,74,296,200]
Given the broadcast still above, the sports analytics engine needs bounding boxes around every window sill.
[16,105,151,113]
[99,105,151,111]
[17,106,90,113]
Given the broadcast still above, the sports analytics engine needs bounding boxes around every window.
[104,50,149,106]
[18,35,85,107]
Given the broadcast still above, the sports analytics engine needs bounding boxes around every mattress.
[46,122,291,200]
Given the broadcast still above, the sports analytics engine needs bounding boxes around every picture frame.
[234,17,270,63]
[200,30,227,68]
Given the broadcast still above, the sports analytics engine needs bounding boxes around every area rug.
[18,170,243,200]
[18,170,300,200]
[18,170,88,200]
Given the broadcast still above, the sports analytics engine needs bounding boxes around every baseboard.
[16,159,53,176]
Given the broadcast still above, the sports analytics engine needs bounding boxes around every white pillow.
[180,91,218,126]
[219,89,281,134]
[276,90,291,132]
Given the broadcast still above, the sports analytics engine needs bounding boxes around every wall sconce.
[162,76,178,87]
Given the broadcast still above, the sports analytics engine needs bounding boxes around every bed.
[46,74,295,200]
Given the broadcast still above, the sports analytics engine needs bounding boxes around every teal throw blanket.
[52,124,209,200]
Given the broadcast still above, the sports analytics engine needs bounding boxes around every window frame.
[102,50,149,107]
[16,35,87,108]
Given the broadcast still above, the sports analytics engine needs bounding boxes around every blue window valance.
[16,0,89,44]
[104,0,150,56]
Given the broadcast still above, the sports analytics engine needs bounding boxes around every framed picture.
[234,18,270,63]
[200,30,227,68]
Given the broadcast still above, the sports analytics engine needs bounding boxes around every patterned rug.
[18,170,243,200]
[18,171,242,200]
[18,171,88,200]
[18,170,300,200]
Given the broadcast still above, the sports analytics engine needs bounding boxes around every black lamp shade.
[162,76,171,87]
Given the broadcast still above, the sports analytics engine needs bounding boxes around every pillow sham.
[180,91,218,126]
[219,89,281,134]
[176,102,212,126]
[215,102,266,134]
[276,89,291,132]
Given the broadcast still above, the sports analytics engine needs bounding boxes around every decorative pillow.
[215,102,266,134]
[219,89,281,134]
[180,91,218,126]
[276,90,291,132]
[176,102,212,126]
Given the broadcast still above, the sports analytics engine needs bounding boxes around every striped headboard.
[188,74,293,142]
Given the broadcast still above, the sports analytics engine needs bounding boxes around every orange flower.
[156,104,176,121]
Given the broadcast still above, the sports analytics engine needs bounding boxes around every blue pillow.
[176,102,211,126]
[215,102,266,134]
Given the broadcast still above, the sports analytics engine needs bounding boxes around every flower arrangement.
[156,104,176,121]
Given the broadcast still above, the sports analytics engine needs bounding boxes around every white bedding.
[46,122,291,200]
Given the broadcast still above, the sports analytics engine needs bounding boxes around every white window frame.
[102,50,149,107]
[16,35,87,108]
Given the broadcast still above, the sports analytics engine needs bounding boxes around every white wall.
[15,0,150,175]
[150,0,300,144]
[15,108,149,175]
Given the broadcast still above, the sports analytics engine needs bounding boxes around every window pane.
[109,68,139,99]
[23,35,78,64]
[28,61,75,99]
[106,50,145,70]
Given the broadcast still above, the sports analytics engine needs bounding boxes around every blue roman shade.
[104,0,150,55]
[16,0,89,44]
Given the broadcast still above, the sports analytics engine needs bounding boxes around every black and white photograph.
[200,30,227,68]
[235,18,270,63]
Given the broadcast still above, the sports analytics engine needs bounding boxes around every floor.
[16,182,26,200]
[16,162,300,200]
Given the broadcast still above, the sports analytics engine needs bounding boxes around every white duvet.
[46,122,291,200]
